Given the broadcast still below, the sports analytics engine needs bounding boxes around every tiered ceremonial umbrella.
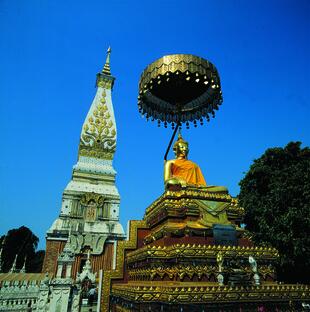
[138,54,223,159]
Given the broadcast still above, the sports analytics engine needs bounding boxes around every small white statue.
[249,256,257,273]
[254,273,260,285]
[217,273,224,286]
[249,256,260,285]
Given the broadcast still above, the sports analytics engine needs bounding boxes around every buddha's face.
[174,142,189,158]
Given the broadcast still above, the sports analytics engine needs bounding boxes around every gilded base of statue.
[103,199,309,312]
[96,184,310,311]
[143,188,244,244]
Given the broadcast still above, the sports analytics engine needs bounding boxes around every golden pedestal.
[99,188,309,311]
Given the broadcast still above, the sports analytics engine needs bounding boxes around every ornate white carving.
[70,233,108,255]
[76,251,96,284]
[64,180,119,195]
[79,88,117,159]
[74,156,116,175]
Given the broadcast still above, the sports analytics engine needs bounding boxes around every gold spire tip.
[102,46,111,75]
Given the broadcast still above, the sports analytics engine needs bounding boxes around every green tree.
[0,226,45,273]
[29,250,46,273]
[239,142,310,283]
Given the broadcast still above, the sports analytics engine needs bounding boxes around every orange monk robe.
[171,159,207,186]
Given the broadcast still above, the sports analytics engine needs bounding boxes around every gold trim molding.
[111,283,310,304]
[126,244,279,264]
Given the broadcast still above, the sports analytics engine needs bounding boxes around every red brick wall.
[71,243,114,279]
[42,240,115,278]
[42,240,66,275]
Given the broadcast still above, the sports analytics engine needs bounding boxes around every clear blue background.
[0,0,309,249]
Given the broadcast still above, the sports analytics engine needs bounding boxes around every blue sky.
[0,0,309,250]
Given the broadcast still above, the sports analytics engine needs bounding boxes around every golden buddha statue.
[164,133,228,193]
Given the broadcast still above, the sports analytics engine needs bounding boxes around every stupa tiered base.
[99,188,310,311]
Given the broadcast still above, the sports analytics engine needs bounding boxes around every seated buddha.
[164,133,228,193]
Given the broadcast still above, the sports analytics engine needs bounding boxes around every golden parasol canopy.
[138,54,223,129]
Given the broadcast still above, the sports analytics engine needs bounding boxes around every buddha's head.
[173,133,189,159]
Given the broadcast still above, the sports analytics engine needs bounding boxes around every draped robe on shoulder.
[171,159,207,186]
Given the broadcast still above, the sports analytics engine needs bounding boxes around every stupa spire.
[96,46,115,89]
[0,235,5,272]
[79,46,117,161]
[20,256,27,273]
[44,47,125,276]
[102,46,111,75]
[9,254,18,273]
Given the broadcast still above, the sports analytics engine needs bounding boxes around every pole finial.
[102,46,111,75]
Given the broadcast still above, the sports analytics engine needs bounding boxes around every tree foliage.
[239,142,310,283]
[0,226,45,273]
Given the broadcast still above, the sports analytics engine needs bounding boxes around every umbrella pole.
[164,123,180,161]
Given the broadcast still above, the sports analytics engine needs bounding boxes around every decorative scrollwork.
[126,244,279,264]
[80,192,104,207]
[128,264,218,282]
[111,283,310,304]
[79,91,116,160]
